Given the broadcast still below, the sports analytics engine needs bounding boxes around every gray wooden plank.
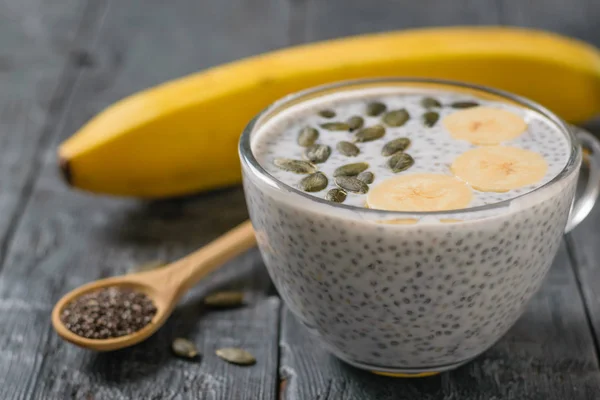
[498,0,600,43]
[0,0,291,398]
[0,0,93,267]
[302,0,501,42]
[280,242,600,400]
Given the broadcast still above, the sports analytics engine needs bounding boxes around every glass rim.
[238,77,580,217]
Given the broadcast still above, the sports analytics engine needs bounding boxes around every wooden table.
[2,1,600,398]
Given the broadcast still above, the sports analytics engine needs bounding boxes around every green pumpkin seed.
[297,127,319,147]
[388,153,415,173]
[318,109,336,118]
[366,101,387,116]
[423,111,440,127]
[299,172,328,192]
[335,176,369,194]
[382,109,410,127]
[129,260,166,274]
[172,338,199,359]
[421,97,442,109]
[353,125,385,143]
[273,158,317,174]
[216,348,256,365]
[451,101,479,109]
[304,144,331,164]
[347,116,364,131]
[381,138,411,156]
[320,122,350,131]
[326,188,347,203]
[336,141,360,157]
[204,291,245,308]
[333,162,369,177]
[357,171,374,184]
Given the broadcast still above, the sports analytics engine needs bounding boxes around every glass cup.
[238,78,600,377]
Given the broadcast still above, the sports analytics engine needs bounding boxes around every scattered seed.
[450,101,479,109]
[347,116,364,131]
[388,153,415,173]
[381,138,411,156]
[336,141,360,157]
[423,111,440,127]
[304,144,331,163]
[357,171,374,184]
[354,125,385,143]
[297,127,319,147]
[326,188,347,203]
[318,109,336,118]
[320,122,350,131]
[421,97,442,109]
[299,172,328,192]
[366,101,387,116]
[335,176,369,194]
[129,260,166,274]
[273,158,317,174]
[204,291,245,308]
[333,162,369,177]
[216,348,256,365]
[382,109,410,127]
[172,338,199,359]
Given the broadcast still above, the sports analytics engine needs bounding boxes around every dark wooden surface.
[2,0,600,399]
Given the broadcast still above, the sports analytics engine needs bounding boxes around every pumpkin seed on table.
[337,141,360,157]
[333,162,369,177]
[366,101,387,116]
[216,348,256,365]
[353,125,385,143]
[357,171,374,184]
[388,153,415,173]
[381,137,411,156]
[297,127,319,147]
[335,176,369,194]
[304,144,331,163]
[326,188,347,203]
[318,109,336,118]
[421,97,442,109]
[204,291,245,308]
[347,116,364,131]
[450,101,479,109]
[172,338,199,359]
[273,158,317,174]
[320,122,350,131]
[382,109,410,127]
[423,111,440,127]
[299,172,328,192]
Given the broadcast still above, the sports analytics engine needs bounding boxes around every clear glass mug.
[238,78,600,377]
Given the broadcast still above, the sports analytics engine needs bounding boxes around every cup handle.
[565,126,600,233]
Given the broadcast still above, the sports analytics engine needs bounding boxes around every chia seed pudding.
[240,80,580,374]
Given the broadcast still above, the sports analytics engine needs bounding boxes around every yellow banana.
[59,26,600,198]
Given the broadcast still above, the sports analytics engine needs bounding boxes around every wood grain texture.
[0,0,94,269]
[301,0,500,42]
[0,0,291,398]
[498,0,600,43]
[280,242,600,400]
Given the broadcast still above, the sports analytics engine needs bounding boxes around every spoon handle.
[153,220,257,299]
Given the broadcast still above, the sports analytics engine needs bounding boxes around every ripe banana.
[59,27,600,198]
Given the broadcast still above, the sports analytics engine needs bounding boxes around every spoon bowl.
[51,220,256,351]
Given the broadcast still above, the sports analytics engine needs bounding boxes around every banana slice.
[451,146,547,192]
[367,173,473,212]
[443,106,527,144]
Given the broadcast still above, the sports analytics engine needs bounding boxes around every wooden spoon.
[51,220,256,351]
